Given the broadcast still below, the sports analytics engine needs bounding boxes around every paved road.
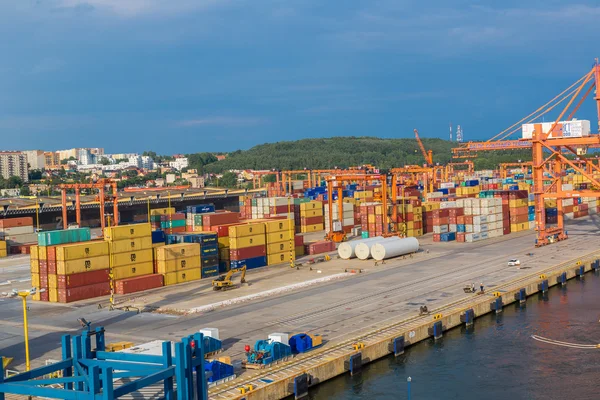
[0,217,598,372]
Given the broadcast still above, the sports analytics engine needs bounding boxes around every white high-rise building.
[23,150,46,170]
[78,149,97,165]
[169,157,188,171]
[141,156,155,170]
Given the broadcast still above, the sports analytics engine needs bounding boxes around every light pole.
[407,377,412,400]
[35,200,44,232]
[15,287,45,371]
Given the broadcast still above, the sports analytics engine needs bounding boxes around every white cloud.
[178,117,267,127]
[55,0,225,17]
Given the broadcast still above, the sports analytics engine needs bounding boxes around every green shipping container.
[150,215,162,223]
[293,198,310,205]
[37,228,92,246]
[160,220,186,229]
[193,215,204,226]
[361,231,370,239]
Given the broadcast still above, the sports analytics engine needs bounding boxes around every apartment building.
[0,152,29,182]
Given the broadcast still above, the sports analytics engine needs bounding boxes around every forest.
[202,137,531,173]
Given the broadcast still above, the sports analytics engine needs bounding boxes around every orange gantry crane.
[325,174,388,242]
[414,129,433,166]
[499,162,533,179]
[453,59,600,246]
[60,178,119,233]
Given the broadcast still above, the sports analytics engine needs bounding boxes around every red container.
[202,212,240,227]
[432,217,449,226]
[510,214,529,224]
[294,235,304,246]
[301,216,323,225]
[456,232,465,242]
[375,215,383,224]
[212,223,244,238]
[448,208,464,217]
[40,291,49,302]
[464,216,473,225]
[457,216,465,224]
[57,269,110,290]
[159,213,185,221]
[39,261,48,275]
[40,274,48,288]
[433,234,441,242]
[414,221,423,229]
[270,205,290,215]
[58,282,110,303]
[47,246,57,262]
[448,216,457,225]
[503,226,511,235]
[48,261,57,275]
[115,274,164,294]
[431,209,449,218]
[0,217,33,229]
[305,240,335,255]
[230,245,266,261]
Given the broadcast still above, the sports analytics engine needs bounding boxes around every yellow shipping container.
[153,242,165,249]
[218,237,230,248]
[150,208,175,216]
[31,272,40,288]
[30,245,39,260]
[509,199,528,208]
[266,231,291,243]
[300,223,323,233]
[104,223,152,242]
[300,209,323,218]
[545,199,557,208]
[112,249,153,268]
[374,205,383,215]
[266,241,292,255]
[413,206,423,214]
[32,291,41,301]
[154,244,200,261]
[56,241,109,261]
[49,288,58,303]
[30,258,39,274]
[112,262,154,280]
[573,206,579,212]
[263,219,293,234]
[57,255,110,275]
[510,223,529,232]
[108,237,153,254]
[367,215,375,224]
[0,240,6,250]
[229,234,266,249]
[39,246,48,260]
[219,247,230,260]
[354,191,373,199]
[295,245,305,257]
[267,251,295,266]
[155,256,200,274]
[0,249,6,258]
[163,268,201,286]
[422,202,441,211]
[299,201,322,211]
[228,223,265,238]
[48,274,58,289]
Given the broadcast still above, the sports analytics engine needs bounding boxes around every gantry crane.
[414,129,433,166]
[60,178,119,233]
[499,162,533,179]
[325,174,388,242]
[452,59,600,246]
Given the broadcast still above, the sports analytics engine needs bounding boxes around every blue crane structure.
[0,327,209,400]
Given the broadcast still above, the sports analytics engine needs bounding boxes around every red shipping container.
[503,226,511,235]
[48,261,57,275]
[375,215,383,224]
[270,205,290,214]
[202,212,240,227]
[464,216,474,225]
[414,221,423,229]
[230,245,266,260]
[361,223,369,231]
[431,209,449,218]
[305,240,335,255]
[448,216,457,225]
[457,216,465,225]
[39,261,48,275]
[40,274,48,288]
[456,232,465,242]
[432,217,449,226]
[0,217,33,229]
[58,282,110,303]
[115,274,164,294]
[57,269,110,290]
[46,246,57,261]
[294,235,304,246]
[510,214,529,224]
[301,216,324,225]
[40,291,49,302]
[213,223,244,238]
[433,234,441,242]
[448,208,464,217]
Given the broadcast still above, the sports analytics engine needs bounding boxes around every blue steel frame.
[0,327,208,400]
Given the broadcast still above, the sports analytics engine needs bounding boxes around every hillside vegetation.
[203,137,531,172]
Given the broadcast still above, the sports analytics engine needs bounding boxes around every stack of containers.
[0,239,6,258]
[294,234,305,257]
[264,219,295,266]
[456,180,480,197]
[203,212,240,231]
[229,222,267,270]
[150,208,176,231]
[395,198,423,237]
[52,241,111,302]
[422,202,441,234]
[456,198,504,242]
[163,232,220,277]
[507,190,529,233]
[269,197,295,219]
[186,204,215,232]
[430,208,452,241]
[324,202,354,235]
[251,198,270,219]
[238,195,253,219]
[155,243,201,286]
[296,201,324,233]
[160,212,186,235]
[0,217,36,249]
[528,192,536,229]
[104,224,156,295]
[359,202,384,238]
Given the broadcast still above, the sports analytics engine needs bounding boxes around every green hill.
[202,137,531,173]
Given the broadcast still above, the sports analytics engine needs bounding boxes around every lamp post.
[15,287,45,371]
[407,377,412,400]
[35,200,44,232]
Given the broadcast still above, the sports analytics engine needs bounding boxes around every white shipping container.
[473,215,488,224]
[465,224,473,233]
[440,182,455,189]
[2,226,34,235]
[440,201,457,209]
[562,184,574,192]
[433,225,449,234]
[473,224,488,233]
[448,224,457,232]
[522,120,591,139]
[200,328,220,340]
[528,221,536,230]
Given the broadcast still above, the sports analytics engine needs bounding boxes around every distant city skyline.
[0,1,599,153]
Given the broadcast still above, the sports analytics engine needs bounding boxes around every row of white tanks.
[338,236,419,261]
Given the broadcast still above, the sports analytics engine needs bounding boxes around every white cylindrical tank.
[338,237,383,259]
[370,237,420,261]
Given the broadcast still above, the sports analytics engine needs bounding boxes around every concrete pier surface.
[0,217,598,398]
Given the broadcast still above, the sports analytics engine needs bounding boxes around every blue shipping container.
[457,224,466,233]
[528,206,535,214]
[440,232,456,242]
[528,213,535,221]
[187,204,215,214]
[231,256,267,270]
[151,230,166,244]
[218,261,230,274]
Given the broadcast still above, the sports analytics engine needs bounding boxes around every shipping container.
[108,237,153,254]
[0,217,34,229]
[230,256,267,270]
[163,268,202,286]
[58,282,110,303]
[266,241,293,255]
[228,223,266,238]
[263,219,293,233]
[57,269,110,290]
[55,241,110,261]
[155,243,201,261]
[229,234,266,249]
[111,249,154,268]
[103,223,151,241]
[56,255,110,275]
[201,265,219,278]
[155,256,200,274]
[115,274,164,294]
[38,228,92,246]
[200,255,219,268]
[267,251,293,266]
[230,245,266,260]
[112,262,154,280]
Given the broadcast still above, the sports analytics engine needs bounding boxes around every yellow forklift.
[212,265,247,291]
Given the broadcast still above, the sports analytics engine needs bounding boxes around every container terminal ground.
[0,217,598,398]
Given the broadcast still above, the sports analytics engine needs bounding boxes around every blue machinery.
[0,327,210,400]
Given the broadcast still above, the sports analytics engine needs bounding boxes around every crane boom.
[414,129,433,165]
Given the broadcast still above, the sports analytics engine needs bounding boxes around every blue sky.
[0,1,599,153]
